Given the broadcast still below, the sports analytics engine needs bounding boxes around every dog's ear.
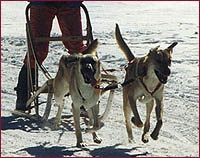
[150,45,160,53]
[167,42,178,53]
[81,39,98,55]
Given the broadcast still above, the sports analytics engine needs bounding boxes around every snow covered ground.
[1,1,199,157]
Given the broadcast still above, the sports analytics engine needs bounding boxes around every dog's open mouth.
[154,70,169,84]
[82,72,97,86]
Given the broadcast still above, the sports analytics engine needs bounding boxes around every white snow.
[1,1,199,157]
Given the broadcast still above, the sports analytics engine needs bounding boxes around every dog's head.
[80,54,100,86]
[79,39,101,86]
[60,39,100,86]
[147,42,177,84]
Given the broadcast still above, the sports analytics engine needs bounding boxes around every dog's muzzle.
[81,63,97,86]
[154,67,171,84]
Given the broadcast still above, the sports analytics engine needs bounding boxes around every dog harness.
[130,57,162,96]
[139,78,162,96]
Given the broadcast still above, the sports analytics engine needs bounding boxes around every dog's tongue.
[90,77,98,87]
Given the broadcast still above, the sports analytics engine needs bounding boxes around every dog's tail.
[115,24,135,62]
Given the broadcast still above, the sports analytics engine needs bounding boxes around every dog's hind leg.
[142,100,154,143]
[54,97,65,129]
[128,96,143,128]
[123,92,134,143]
[72,103,86,147]
[150,98,163,140]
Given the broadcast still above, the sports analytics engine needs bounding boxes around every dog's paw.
[53,119,61,130]
[150,132,159,140]
[76,142,87,148]
[142,133,149,143]
[131,117,143,128]
[93,136,102,144]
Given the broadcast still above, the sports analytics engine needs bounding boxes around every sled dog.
[115,24,177,143]
[53,39,103,147]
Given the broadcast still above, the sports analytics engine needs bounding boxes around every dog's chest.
[143,68,160,92]
[72,85,99,107]
[135,70,162,103]
[79,85,96,99]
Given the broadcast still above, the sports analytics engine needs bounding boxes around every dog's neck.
[128,57,147,78]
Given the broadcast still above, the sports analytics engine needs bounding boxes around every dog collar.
[129,58,138,64]
[92,80,101,94]
[129,58,139,78]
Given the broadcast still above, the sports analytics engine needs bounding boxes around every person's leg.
[15,65,34,111]
[15,5,56,111]
[24,5,56,67]
[57,6,86,54]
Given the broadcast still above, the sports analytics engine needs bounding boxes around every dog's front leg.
[92,103,102,130]
[128,96,143,128]
[86,109,102,144]
[72,103,86,147]
[150,98,163,140]
[91,104,103,144]
[142,100,154,143]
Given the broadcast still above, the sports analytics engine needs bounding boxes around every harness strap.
[139,78,162,96]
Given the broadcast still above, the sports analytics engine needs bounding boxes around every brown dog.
[53,39,103,147]
[115,24,177,143]
[25,39,117,147]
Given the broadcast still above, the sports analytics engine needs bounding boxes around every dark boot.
[15,65,35,112]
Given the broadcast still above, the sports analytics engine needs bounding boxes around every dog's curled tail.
[115,24,135,62]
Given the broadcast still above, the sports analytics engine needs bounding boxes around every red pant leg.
[24,6,56,68]
[57,6,86,54]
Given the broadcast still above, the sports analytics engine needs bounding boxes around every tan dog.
[53,39,103,147]
[115,24,177,143]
